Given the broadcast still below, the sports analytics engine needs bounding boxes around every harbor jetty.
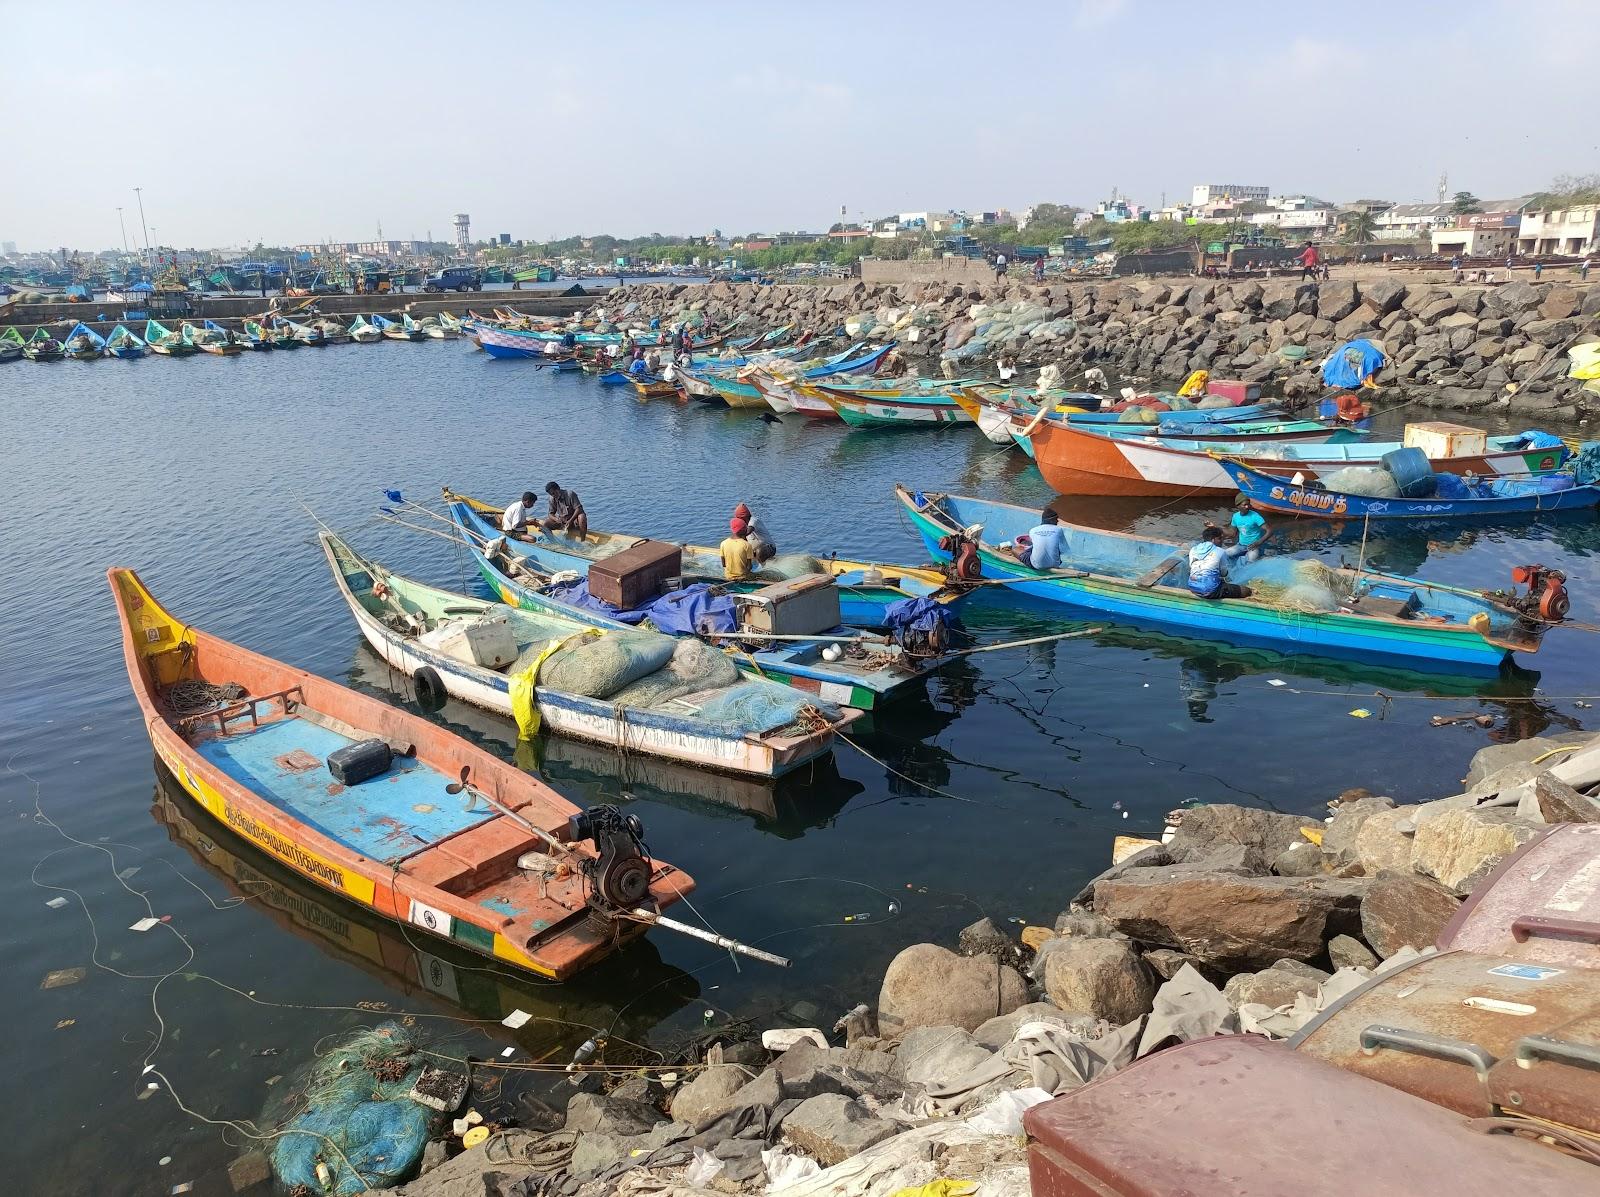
[590,274,1600,419]
[369,730,1600,1196]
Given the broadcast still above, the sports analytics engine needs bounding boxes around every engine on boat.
[567,804,653,911]
[1493,563,1571,623]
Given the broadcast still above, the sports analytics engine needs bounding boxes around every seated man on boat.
[501,491,541,535]
[1010,508,1064,570]
[543,482,588,538]
[1187,526,1252,600]
[628,350,649,376]
[1228,495,1267,564]
[733,502,777,564]
[721,518,754,580]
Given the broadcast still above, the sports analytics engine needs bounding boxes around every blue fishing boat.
[442,499,948,710]
[104,324,147,358]
[61,322,106,359]
[1066,402,1282,426]
[895,485,1560,674]
[1220,459,1600,520]
[443,488,966,631]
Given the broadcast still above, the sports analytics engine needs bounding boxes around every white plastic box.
[419,613,518,669]
[1403,421,1487,460]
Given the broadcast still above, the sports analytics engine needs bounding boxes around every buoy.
[822,644,843,662]
[462,1126,490,1149]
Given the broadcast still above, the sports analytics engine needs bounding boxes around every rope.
[164,680,247,715]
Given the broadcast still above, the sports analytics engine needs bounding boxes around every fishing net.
[691,680,838,735]
[1320,466,1399,498]
[540,631,677,700]
[605,639,742,707]
[757,554,824,582]
[269,1022,438,1195]
[1117,407,1160,424]
[1246,559,1344,614]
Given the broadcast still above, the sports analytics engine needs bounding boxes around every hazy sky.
[2,0,1595,251]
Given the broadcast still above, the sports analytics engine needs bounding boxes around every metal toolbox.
[586,540,682,609]
[1290,950,1600,1135]
[1438,823,1600,970]
[1022,1034,1594,1196]
[735,575,841,637]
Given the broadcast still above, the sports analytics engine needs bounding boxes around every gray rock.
[564,1091,663,1138]
[1223,962,1328,1010]
[1141,947,1206,980]
[973,1003,1095,1050]
[1272,841,1327,877]
[1354,805,1418,874]
[1053,909,1124,939]
[1361,279,1406,316]
[608,1075,666,1108]
[1069,842,1173,906]
[1094,870,1366,970]
[1042,935,1155,1024]
[877,943,1028,1035]
[1533,773,1600,823]
[957,916,1015,960]
[418,1139,449,1176]
[1360,873,1462,958]
[1167,803,1323,861]
[1464,733,1596,788]
[227,1151,273,1191]
[782,1093,900,1167]
[1323,795,1397,865]
[897,1026,994,1090]
[1327,934,1380,971]
[1411,807,1544,894]
[569,1122,685,1175]
[668,1063,751,1127]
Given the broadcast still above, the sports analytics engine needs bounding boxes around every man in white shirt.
[502,491,540,534]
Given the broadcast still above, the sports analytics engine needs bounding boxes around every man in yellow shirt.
[720,518,754,580]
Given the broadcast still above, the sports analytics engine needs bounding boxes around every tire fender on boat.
[413,665,447,713]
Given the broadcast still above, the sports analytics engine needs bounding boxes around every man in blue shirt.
[1187,526,1251,599]
[1026,509,1066,570]
[1227,496,1267,563]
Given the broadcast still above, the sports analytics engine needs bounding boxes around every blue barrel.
[1382,447,1435,498]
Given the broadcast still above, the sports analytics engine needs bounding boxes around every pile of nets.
[755,553,824,581]
[270,1022,438,1194]
[607,638,741,707]
[1319,466,1400,498]
[1247,559,1345,613]
[540,631,676,699]
[691,680,839,735]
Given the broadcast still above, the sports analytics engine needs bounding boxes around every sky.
[1,0,1596,252]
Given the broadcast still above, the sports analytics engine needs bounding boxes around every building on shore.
[1517,204,1599,256]
[1375,197,1531,244]
[1191,183,1269,206]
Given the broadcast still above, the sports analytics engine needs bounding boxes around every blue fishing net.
[541,631,677,699]
[692,681,839,734]
[269,1022,438,1194]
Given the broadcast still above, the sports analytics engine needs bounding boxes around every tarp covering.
[543,580,738,636]
[1321,338,1386,389]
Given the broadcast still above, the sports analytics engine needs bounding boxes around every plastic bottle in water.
[566,1037,597,1072]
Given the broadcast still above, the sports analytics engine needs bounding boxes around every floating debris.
[41,967,86,989]
[129,917,160,932]
[501,1009,532,1029]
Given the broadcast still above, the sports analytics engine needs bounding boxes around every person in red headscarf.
[721,517,754,579]
[732,501,777,563]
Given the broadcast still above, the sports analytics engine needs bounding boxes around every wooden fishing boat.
[23,327,65,361]
[685,368,769,409]
[313,318,352,345]
[374,313,424,342]
[808,381,977,428]
[896,486,1557,674]
[443,499,946,710]
[145,320,198,356]
[61,321,106,359]
[320,534,852,778]
[444,489,967,631]
[1220,459,1600,520]
[438,311,465,338]
[182,321,243,355]
[1022,418,1355,496]
[951,387,1096,444]
[246,319,297,349]
[279,318,325,346]
[0,326,25,362]
[109,565,697,981]
[626,373,681,399]
[348,315,382,343]
[205,319,265,351]
[1091,429,1571,497]
[104,324,147,358]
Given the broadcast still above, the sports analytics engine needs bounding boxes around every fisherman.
[1033,257,1046,282]
[1534,261,1543,280]
[501,491,541,534]
[1582,258,1592,281]
[994,252,1008,282]
[542,339,564,358]
[562,330,578,350]
[721,518,754,580]
[645,348,662,373]
[998,353,1018,382]
[733,502,776,563]
[543,482,588,538]
[1227,495,1267,563]
[1451,254,1463,283]
[1298,242,1319,281]
[1187,526,1251,600]
[1023,508,1065,570]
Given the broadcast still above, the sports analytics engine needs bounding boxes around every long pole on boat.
[627,909,790,967]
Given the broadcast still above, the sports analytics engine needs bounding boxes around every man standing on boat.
[501,491,541,535]
[1227,495,1267,564]
[1187,526,1251,600]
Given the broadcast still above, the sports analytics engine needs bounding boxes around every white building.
[1191,183,1269,206]
[1249,208,1337,236]
[1518,205,1600,256]
[1430,225,1520,258]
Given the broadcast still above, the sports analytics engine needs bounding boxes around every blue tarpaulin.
[882,596,959,643]
[544,580,738,635]
[1322,338,1386,389]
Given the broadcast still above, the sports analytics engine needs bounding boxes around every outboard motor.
[567,805,653,913]
[1509,564,1570,623]
[937,531,983,584]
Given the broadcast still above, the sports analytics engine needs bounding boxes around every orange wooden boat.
[109,566,697,981]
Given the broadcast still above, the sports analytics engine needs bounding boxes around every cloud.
[1073,0,1127,29]
[728,65,852,108]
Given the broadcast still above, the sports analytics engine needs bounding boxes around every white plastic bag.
[686,1147,725,1187]
[963,1087,1053,1135]
[763,1147,822,1191]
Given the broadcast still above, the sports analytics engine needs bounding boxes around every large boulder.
[1360,873,1461,958]
[1411,807,1544,894]
[1540,287,1581,320]
[1042,936,1155,1024]
[1323,794,1398,865]
[668,1064,749,1127]
[1093,870,1364,970]
[1354,806,1418,874]
[1167,803,1322,862]
[1327,933,1380,971]
[1533,773,1600,823]
[1464,732,1596,788]
[1223,961,1329,1010]
[564,1091,663,1137]
[1361,279,1406,316]
[877,943,1027,1035]
[781,1093,899,1167]
[1316,279,1360,322]
[1494,280,1544,313]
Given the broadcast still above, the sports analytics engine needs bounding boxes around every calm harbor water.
[4,344,1598,1194]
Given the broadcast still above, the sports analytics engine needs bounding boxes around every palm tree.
[1341,210,1378,245]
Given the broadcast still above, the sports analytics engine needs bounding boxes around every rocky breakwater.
[378,730,1599,1197]
[591,276,1600,418]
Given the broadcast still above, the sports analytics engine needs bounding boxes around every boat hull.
[1222,461,1600,519]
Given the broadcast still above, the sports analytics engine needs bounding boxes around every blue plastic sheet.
[1322,338,1387,389]
[1514,429,1566,451]
[1487,475,1576,498]
[544,580,738,635]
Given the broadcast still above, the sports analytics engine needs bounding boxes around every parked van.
[423,266,482,293]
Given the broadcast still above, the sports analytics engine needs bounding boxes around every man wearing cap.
[733,502,777,563]
[721,518,754,580]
